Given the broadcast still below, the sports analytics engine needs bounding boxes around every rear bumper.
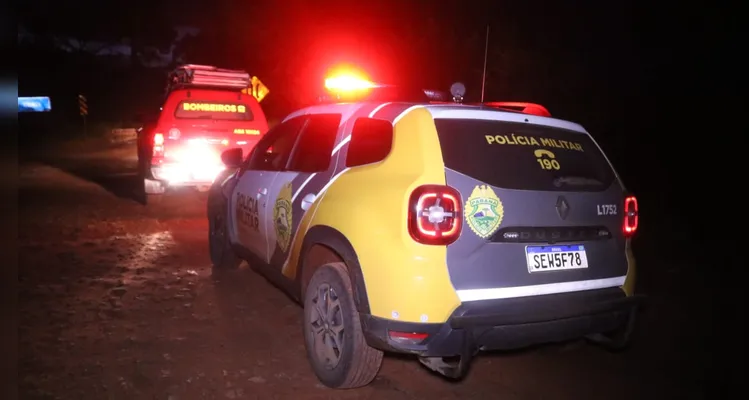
[361,287,644,357]
[150,163,225,187]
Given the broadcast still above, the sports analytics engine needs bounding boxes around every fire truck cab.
[138,64,269,195]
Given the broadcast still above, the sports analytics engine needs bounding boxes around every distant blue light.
[18,96,52,112]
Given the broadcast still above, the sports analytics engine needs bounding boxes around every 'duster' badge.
[273,182,293,252]
[465,185,504,239]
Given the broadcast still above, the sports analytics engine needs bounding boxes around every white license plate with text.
[526,245,588,272]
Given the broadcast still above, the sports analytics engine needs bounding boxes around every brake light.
[408,185,462,245]
[153,133,165,159]
[623,195,639,236]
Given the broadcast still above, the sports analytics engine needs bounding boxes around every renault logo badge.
[556,196,570,220]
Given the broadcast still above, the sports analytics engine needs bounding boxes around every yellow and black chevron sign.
[78,94,88,116]
[241,76,270,102]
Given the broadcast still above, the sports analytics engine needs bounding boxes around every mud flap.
[417,334,475,379]
[144,178,166,195]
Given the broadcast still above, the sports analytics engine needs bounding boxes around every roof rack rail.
[481,102,551,117]
[166,64,251,93]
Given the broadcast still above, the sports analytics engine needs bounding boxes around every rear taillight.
[623,195,639,236]
[153,133,165,159]
[408,185,462,245]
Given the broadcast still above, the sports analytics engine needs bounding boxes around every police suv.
[206,76,643,389]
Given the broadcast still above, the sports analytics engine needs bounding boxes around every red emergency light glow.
[324,75,377,92]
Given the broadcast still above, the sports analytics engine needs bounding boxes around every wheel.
[136,143,151,178]
[208,199,241,270]
[303,262,383,389]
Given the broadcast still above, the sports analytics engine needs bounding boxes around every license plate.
[526,245,588,272]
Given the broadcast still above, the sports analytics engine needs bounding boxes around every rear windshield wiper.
[553,175,603,187]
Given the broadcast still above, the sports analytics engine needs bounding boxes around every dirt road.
[18,142,713,399]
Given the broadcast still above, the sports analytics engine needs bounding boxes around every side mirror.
[221,147,243,168]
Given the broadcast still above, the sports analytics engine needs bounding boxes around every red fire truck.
[137,64,269,195]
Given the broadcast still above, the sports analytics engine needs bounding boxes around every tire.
[303,262,383,389]
[208,199,241,270]
[137,143,151,179]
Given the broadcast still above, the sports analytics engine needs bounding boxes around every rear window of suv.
[175,100,254,121]
[434,118,615,192]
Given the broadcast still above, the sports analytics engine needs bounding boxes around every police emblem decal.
[273,182,293,252]
[464,185,504,239]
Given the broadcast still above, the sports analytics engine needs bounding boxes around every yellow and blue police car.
[206,73,643,389]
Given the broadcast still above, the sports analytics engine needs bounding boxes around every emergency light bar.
[427,82,552,117]
[325,76,380,91]
[167,64,251,93]
[315,71,551,117]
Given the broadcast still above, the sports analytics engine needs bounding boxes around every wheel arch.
[298,225,371,314]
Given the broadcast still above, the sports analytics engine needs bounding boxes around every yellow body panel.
[288,107,461,323]
[281,189,323,280]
